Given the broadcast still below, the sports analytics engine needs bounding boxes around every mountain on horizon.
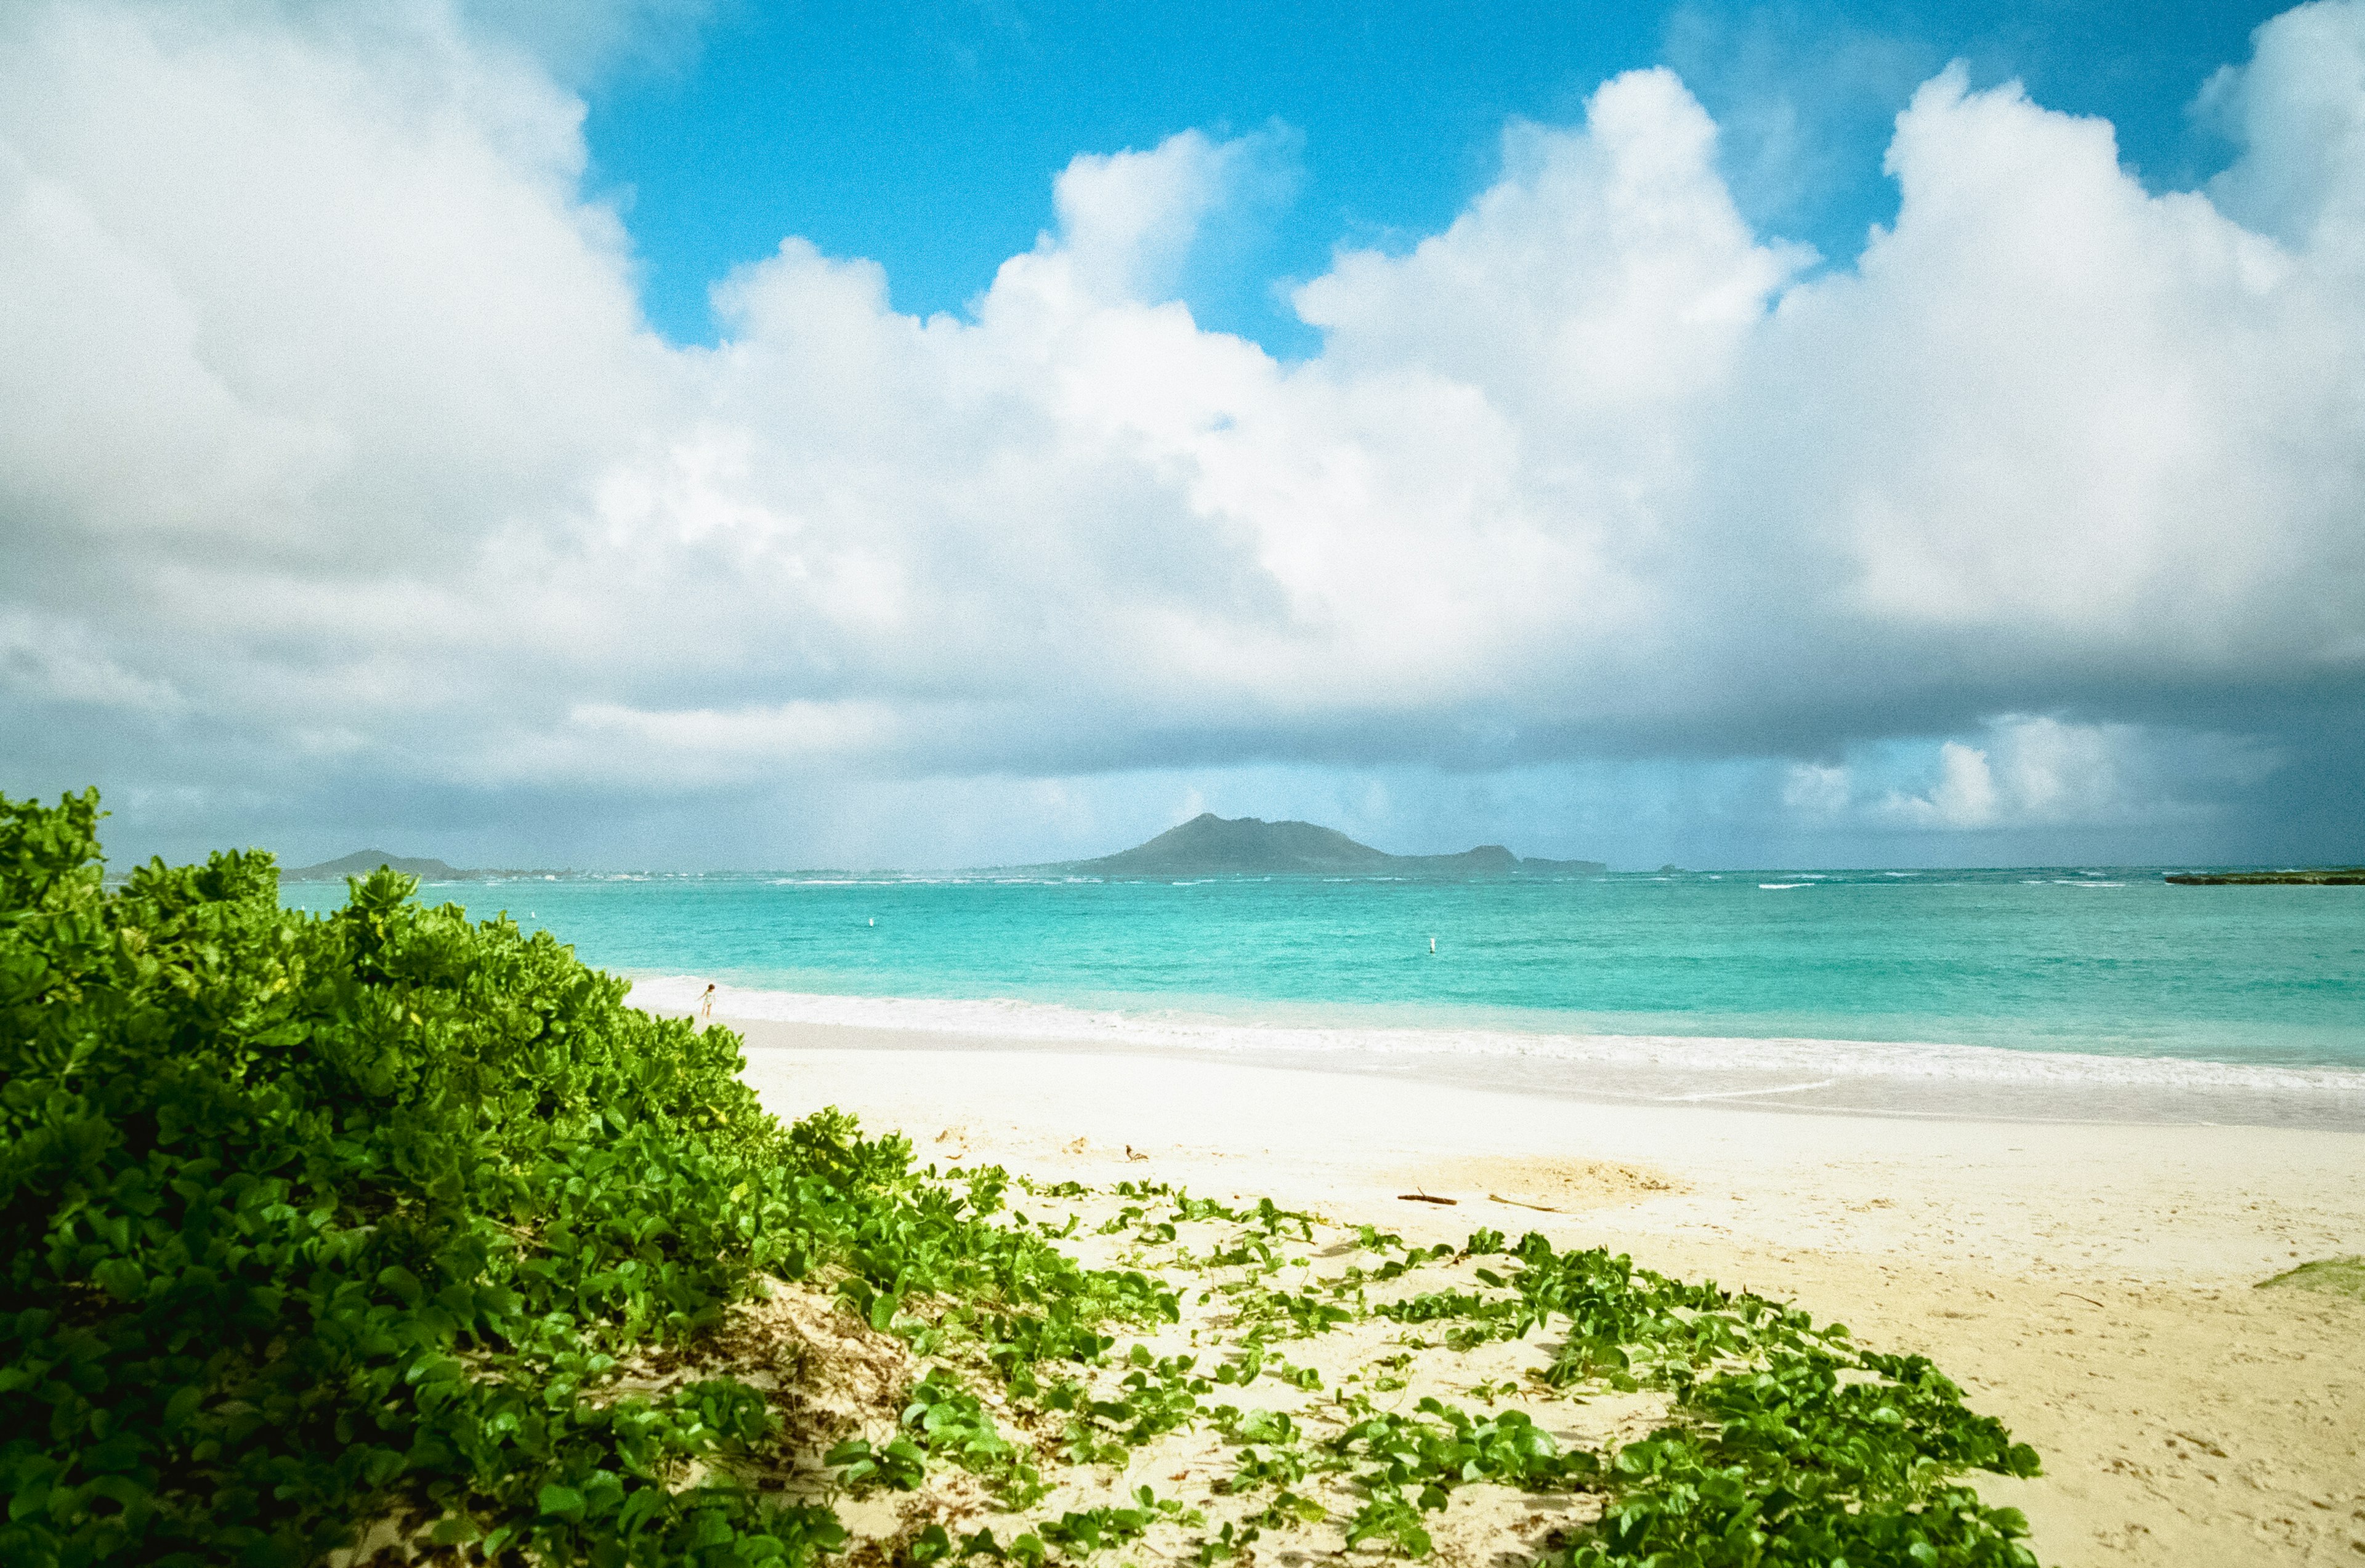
[276,820,1603,881]
[1053,814,1604,879]
[280,849,471,881]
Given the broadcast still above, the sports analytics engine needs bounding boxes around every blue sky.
[2,0,2363,870]
[586,1,2287,354]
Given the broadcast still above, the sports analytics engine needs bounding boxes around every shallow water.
[281,868,2365,1126]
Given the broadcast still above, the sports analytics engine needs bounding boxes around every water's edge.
[634,978,2365,1133]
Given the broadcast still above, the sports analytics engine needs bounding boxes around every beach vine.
[1,788,2045,1567]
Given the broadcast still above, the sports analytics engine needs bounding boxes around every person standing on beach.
[698,983,715,1022]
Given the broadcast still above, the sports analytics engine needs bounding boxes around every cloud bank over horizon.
[3,0,2363,869]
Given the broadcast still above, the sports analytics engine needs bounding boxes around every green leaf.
[377,1266,424,1307]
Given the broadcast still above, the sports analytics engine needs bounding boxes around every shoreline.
[720,1016,2365,1566]
[634,979,2365,1131]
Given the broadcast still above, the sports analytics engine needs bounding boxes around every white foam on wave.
[627,977,2365,1099]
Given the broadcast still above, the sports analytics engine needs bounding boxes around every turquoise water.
[280,868,2365,1073]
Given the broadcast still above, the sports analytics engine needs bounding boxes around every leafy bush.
[1,788,860,1566]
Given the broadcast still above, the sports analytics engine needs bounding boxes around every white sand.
[725,1020,2365,1567]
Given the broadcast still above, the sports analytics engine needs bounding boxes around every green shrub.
[0,789,846,1566]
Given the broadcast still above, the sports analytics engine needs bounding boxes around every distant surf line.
[628,977,2365,1102]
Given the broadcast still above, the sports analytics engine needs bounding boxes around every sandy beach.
[724,1018,2365,1567]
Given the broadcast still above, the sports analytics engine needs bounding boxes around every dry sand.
[722,1019,2365,1567]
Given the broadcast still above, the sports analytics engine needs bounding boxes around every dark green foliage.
[0,792,1165,1567]
[1182,1231,2045,1565]
[1563,1351,2041,1566]
[1496,1239,2042,1567]
[821,1165,1174,1398]
[821,1434,926,1493]
[0,790,852,1565]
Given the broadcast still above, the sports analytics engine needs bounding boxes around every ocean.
[280,868,2365,1129]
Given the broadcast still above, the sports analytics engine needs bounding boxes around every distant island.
[280,849,468,881]
[278,850,568,882]
[1030,813,1604,879]
[278,817,1604,882]
[2164,868,2365,886]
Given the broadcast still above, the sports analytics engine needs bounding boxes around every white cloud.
[1295,70,1808,426]
[1735,60,2365,663]
[3,0,2364,862]
[1782,761,1851,817]
[458,0,715,85]
[1865,717,2275,835]
[2201,0,2365,251]
[1881,738,2001,828]
[1048,126,1292,304]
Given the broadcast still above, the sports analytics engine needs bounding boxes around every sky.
[2,0,2363,871]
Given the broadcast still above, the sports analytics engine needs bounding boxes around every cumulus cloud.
[2,0,2364,863]
[1808,716,2281,838]
[1781,762,1851,818]
[1049,124,1298,304]
[2199,0,2365,250]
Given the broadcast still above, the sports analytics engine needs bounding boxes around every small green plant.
[1033,1485,1194,1556]
[825,1434,929,1492]
[1244,1489,1329,1531]
[2256,1255,2365,1298]
[1343,1491,1434,1558]
[1189,1519,1261,1563]
[902,1373,1048,1506]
